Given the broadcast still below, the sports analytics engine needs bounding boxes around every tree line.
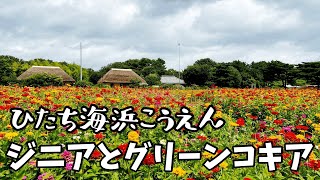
[0,55,319,88]
[183,58,320,89]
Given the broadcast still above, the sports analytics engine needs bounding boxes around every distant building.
[17,66,75,83]
[286,85,301,88]
[303,85,318,89]
[160,75,185,85]
[98,68,147,87]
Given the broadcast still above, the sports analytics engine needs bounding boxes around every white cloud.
[0,0,318,70]
[197,0,301,33]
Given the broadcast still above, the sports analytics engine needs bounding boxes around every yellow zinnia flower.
[95,97,103,102]
[5,132,19,140]
[309,152,316,160]
[219,161,228,169]
[214,111,223,118]
[202,151,215,159]
[229,122,239,127]
[232,154,240,158]
[26,132,34,136]
[172,167,186,177]
[296,134,305,140]
[204,103,211,107]
[128,131,139,143]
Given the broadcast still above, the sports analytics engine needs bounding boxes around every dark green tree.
[298,62,320,89]
[266,61,293,88]
[145,73,160,85]
[183,65,210,86]
[215,64,242,87]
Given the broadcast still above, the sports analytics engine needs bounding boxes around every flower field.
[0,86,320,180]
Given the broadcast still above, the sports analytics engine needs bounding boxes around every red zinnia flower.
[71,129,78,134]
[143,153,155,166]
[292,171,299,175]
[91,150,102,159]
[197,135,207,141]
[94,133,104,140]
[295,125,309,131]
[273,119,284,125]
[131,99,139,104]
[236,118,245,126]
[248,115,258,120]
[284,132,297,142]
[282,153,291,159]
[174,149,185,153]
[118,143,129,155]
[211,166,220,173]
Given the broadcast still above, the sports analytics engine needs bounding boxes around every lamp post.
[178,43,181,84]
[80,42,82,81]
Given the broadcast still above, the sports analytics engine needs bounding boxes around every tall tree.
[0,56,16,84]
[298,62,320,89]
[183,65,210,86]
[215,64,242,87]
[265,60,293,88]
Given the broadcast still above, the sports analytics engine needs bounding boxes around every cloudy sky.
[1,0,320,70]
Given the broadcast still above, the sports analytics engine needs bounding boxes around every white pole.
[80,42,82,81]
[178,43,181,84]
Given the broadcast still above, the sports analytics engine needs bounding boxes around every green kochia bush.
[21,73,63,87]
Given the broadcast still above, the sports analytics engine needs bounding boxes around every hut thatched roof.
[98,68,147,84]
[17,66,75,82]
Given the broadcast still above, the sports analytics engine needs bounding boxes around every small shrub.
[74,80,93,87]
[94,83,110,88]
[129,79,142,88]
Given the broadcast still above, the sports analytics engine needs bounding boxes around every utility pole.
[80,42,82,81]
[178,43,181,84]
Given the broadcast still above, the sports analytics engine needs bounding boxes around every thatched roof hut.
[161,75,185,85]
[17,66,75,83]
[98,68,147,85]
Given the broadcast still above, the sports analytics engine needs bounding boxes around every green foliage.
[128,78,142,88]
[2,55,320,88]
[214,64,242,87]
[271,81,283,88]
[295,79,307,86]
[0,56,19,85]
[298,62,320,89]
[74,80,93,87]
[21,73,63,87]
[95,83,111,88]
[183,65,210,86]
[145,73,160,85]
[164,69,179,77]
[194,58,217,67]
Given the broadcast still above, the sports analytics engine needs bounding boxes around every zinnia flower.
[90,150,102,159]
[143,153,155,166]
[128,131,139,143]
[219,161,228,169]
[65,162,73,171]
[94,133,104,140]
[172,167,186,177]
[236,118,245,126]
